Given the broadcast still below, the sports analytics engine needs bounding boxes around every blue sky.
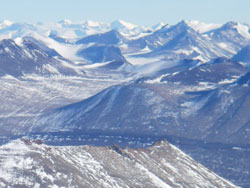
[0,0,249,26]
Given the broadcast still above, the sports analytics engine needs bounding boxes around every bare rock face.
[0,139,237,188]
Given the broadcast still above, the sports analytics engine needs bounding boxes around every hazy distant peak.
[0,19,14,29]
[220,21,250,39]
[152,22,167,30]
[58,19,73,25]
[185,20,221,33]
[84,20,102,27]
[111,19,137,30]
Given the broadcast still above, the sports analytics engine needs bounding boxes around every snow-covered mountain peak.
[153,24,170,34]
[58,19,73,26]
[84,20,102,28]
[152,22,167,31]
[176,20,190,27]
[220,21,250,38]
[154,20,198,37]
[110,20,152,36]
[235,23,250,39]
[0,22,38,40]
[173,20,196,32]
[0,19,13,28]
[13,37,23,46]
[185,20,221,33]
[111,19,137,30]
[222,21,239,28]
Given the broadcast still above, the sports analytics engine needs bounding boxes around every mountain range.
[0,19,250,187]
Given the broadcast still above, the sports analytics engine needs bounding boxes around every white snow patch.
[218,78,237,85]
[187,20,221,33]
[235,23,250,39]
[174,49,193,55]
[217,42,228,49]
[172,71,180,76]
[0,20,13,28]
[144,73,170,84]
[83,61,112,69]
[84,20,101,27]
[24,32,83,61]
[111,20,137,30]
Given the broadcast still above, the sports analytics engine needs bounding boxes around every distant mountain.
[151,22,167,31]
[0,38,80,77]
[0,19,13,29]
[111,20,137,31]
[0,139,237,188]
[0,22,37,39]
[83,20,103,28]
[111,19,150,36]
[160,57,248,85]
[77,44,130,69]
[56,19,110,38]
[76,29,128,45]
[49,30,70,44]
[145,21,199,49]
[128,21,191,51]
[150,28,226,61]
[207,21,250,53]
[185,20,221,33]
[0,20,249,64]
[0,19,109,41]
[128,21,230,61]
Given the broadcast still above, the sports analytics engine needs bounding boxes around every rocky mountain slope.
[0,38,80,77]
[31,65,250,145]
[0,139,237,188]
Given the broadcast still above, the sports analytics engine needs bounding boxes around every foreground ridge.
[0,139,237,188]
